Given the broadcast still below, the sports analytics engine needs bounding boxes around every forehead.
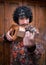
[19,17,29,20]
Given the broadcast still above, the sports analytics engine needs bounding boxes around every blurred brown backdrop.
[0,0,46,65]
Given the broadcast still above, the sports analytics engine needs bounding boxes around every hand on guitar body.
[5,25,19,41]
[5,24,39,47]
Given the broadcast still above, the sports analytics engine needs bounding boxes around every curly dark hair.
[13,6,33,24]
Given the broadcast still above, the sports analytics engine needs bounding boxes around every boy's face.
[19,17,29,25]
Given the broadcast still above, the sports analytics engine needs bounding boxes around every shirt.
[3,25,44,65]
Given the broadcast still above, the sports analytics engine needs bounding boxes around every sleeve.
[25,25,39,34]
[27,44,36,53]
[34,43,45,60]
[2,33,12,43]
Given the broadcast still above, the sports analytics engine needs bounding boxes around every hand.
[23,31,35,46]
[6,29,13,41]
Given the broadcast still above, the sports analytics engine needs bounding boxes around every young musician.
[3,6,43,65]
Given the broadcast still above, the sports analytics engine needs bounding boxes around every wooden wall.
[0,1,46,65]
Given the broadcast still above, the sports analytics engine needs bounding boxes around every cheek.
[19,20,24,24]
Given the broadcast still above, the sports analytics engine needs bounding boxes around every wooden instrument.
[8,25,26,41]
[0,24,46,47]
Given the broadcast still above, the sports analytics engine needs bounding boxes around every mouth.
[19,24,28,26]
